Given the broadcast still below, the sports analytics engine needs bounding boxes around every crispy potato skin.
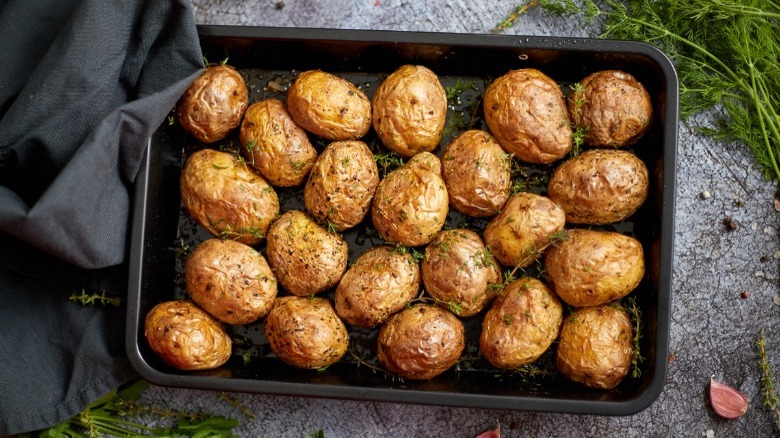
[569,70,652,147]
[335,245,420,328]
[556,304,634,389]
[421,229,502,317]
[144,300,232,371]
[185,239,278,325]
[264,296,349,369]
[372,65,447,158]
[180,149,279,245]
[547,149,649,224]
[371,152,449,247]
[545,229,645,307]
[483,68,572,164]
[377,304,465,380]
[239,99,317,187]
[441,130,511,217]
[265,210,349,296]
[177,65,249,144]
[286,70,372,141]
[480,278,563,369]
[304,140,379,231]
[483,192,566,268]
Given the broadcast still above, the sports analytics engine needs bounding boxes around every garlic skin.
[709,376,749,419]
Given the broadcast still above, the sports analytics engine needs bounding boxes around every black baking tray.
[126,25,678,415]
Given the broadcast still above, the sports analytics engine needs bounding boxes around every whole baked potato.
[371,151,448,247]
[547,149,649,224]
[441,130,511,217]
[264,296,349,369]
[239,99,318,187]
[180,149,279,245]
[286,70,372,141]
[377,304,465,380]
[144,300,232,371]
[545,229,645,307]
[372,64,448,158]
[480,277,563,369]
[304,140,380,231]
[265,210,349,296]
[177,64,249,144]
[556,304,634,389]
[421,229,502,317]
[334,245,420,328]
[483,68,572,164]
[185,238,278,325]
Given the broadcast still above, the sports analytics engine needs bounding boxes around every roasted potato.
[265,210,349,296]
[239,99,318,187]
[568,70,653,148]
[185,238,278,325]
[483,192,566,268]
[264,296,349,369]
[286,70,372,141]
[556,304,634,389]
[144,300,231,371]
[547,149,649,224]
[371,152,448,247]
[545,229,645,307]
[335,245,420,328]
[372,65,448,158]
[177,64,249,144]
[304,140,380,231]
[377,304,465,380]
[421,229,502,317]
[180,149,279,245]
[441,130,512,217]
[483,68,572,164]
[480,277,563,369]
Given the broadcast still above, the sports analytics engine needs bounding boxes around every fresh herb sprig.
[68,289,121,308]
[757,329,780,432]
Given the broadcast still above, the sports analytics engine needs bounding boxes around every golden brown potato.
[177,65,249,144]
[180,149,279,245]
[185,239,278,325]
[441,130,512,217]
[286,70,372,141]
[483,68,572,164]
[264,296,349,369]
[144,300,232,371]
[568,70,653,148]
[483,192,566,269]
[304,140,380,231]
[377,304,465,380]
[556,304,634,389]
[335,245,420,328]
[480,277,563,369]
[547,149,649,224]
[265,210,348,296]
[371,152,448,247]
[421,229,502,317]
[545,229,645,307]
[239,99,318,187]
[372,65,447,158]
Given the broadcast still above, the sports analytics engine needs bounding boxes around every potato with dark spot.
[377,304,465,380]
[144,300,231,371]
[177,65,249,143]
[372,65,447,158]
[547,149,649,224]
[185,239,278,325]
[483,68,572,164]
[180,149,279,245]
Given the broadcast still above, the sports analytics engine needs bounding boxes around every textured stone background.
[139,1,780,436]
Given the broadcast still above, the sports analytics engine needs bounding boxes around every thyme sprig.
[68,289,121,308]
[757,329,780,432]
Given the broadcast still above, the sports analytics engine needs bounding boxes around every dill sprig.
[756,329,780,432]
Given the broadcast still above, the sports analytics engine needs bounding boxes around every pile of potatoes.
[144,62,654,390]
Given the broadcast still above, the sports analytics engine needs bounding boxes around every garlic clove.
[709,376,749,419]
[474,423,500,438]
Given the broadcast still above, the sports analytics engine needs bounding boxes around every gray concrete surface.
[138,1,780,436]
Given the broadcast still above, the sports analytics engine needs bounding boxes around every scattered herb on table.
[757,330,780,432]
[68,289,121,308]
